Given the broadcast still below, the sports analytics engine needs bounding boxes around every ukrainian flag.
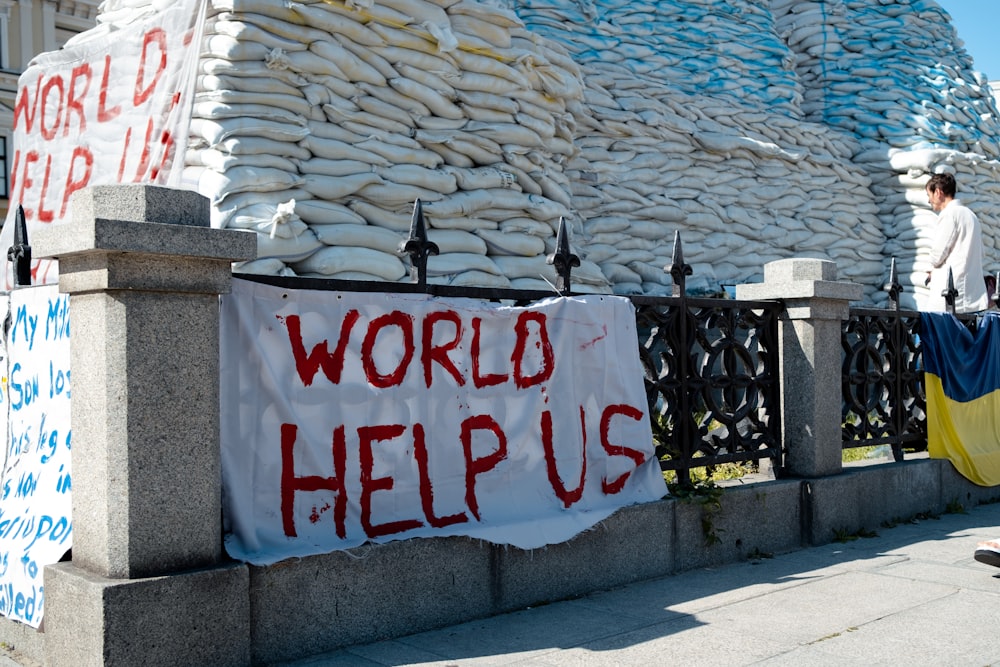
[921,311,1000,486]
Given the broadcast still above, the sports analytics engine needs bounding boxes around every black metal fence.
[842,303,925,460]
[841,262,985,460]
[8,200,952,487]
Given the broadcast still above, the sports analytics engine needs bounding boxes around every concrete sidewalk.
[276,500,1000,667]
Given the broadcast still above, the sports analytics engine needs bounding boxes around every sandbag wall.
[86,0,1000,305]
[511,0,887,298]
[181,0,614,291]
[771,0,1000,309]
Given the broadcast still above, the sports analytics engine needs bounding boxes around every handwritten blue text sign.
[0,285,71,626]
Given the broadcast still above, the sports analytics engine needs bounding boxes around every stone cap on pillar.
[32,185,257,294]
[735,258,864,319]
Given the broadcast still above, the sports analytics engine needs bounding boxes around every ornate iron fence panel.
[842,305,981,459]
[841,307,926,460]
[632,295,783,487]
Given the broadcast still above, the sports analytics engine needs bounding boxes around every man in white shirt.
[923,173,989,314]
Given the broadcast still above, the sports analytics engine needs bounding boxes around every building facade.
[0,0,99,221]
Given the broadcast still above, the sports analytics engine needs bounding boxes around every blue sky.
[938,0,1000,81]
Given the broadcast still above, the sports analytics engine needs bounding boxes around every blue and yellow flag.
[921,311,1000,486]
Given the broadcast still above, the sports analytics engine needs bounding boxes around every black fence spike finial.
[665,230,693,296]
[546,217,579,296]
[943,266,958,315]
[885,257,903,310]
[7,205,31,287]
[399,199,438,289]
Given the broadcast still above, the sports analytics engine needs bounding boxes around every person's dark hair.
[926,172,957,198]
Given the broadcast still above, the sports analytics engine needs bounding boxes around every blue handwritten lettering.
[37,414,59,464]
[25,516,70,550]
[9,363,38,410]
[55,465,70,494]
[6,424,31,459]
[44,297,69,341]
[48,362,69,399]
[15,472,36,499]
[10,304,37,350]
[13,584,37,622]
[19,554,36,579]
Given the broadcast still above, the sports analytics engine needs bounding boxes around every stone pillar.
[736,258,863,478]
[32,185,257,667]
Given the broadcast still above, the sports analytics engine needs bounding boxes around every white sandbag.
[256,227,323,262]
[388,77,465,119]
[334,33,401,81]
[343,96,416,130]
[186,148,298,173]
[442,165,518,190]
[454,90,519,114]
[200,56,309,84]
[372,44,459,78]
[212,8,330,43]
[187,166,304,204]
[422,214,498,231]
[209,0,307,23]
[431,270,512,288]
[198,73,302,98]
[448,13,512,48]
[356,137,445,168]
[311,223,404,254]
[310,40,387,85]
[287,2,384,46]
[295,199,368,225]
[190,117,309,144]
[195,90,313,119]
[304,73,360,100]
[202,34,272,61]
[425,253,503,276]
[209,16,310,51]
[267,48,348,79]
[301,172,386,199]
[222,200,306,239]
[357,182,446,206]
[422,229,488,254]
[451,71,521,95]
[299,135,392,165]
[191,100,306,127]
[476,228,547,256]
[374,164,458,193]
[449,0,522,28]
[292,245,407,281]
[493,255,552,279]
[295,158,375,177]
[394,62,457,97]
[499,217,554,237]
[234,257,296,277]
[599,262,643,285]
[349,201,415,231]
[214,189,314,220]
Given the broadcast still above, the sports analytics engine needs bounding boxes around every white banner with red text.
[220,279,667,565]
[1,0,205,288]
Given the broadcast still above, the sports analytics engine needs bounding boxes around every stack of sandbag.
[772,0,1000,308]
[180,0,611,292]
[772,0,1000,156]
[84,0,1000,304]
[512,0,887,298]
